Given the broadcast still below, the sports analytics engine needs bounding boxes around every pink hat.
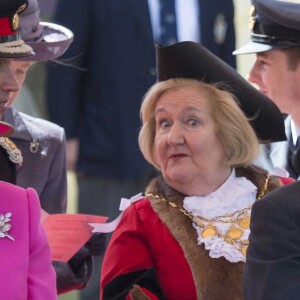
[17,0,73,61]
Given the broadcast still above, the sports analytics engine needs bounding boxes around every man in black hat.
[233,0,300,298]
[234,0,300,179]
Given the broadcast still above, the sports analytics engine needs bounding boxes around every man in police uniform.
[235,0,300,179]
[233,0,300,299]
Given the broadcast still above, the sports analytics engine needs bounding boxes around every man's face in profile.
[0,58,19,119]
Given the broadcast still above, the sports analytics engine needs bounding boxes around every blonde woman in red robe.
[100,42,293,300]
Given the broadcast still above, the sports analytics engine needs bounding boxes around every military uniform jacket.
[3,106,67,214]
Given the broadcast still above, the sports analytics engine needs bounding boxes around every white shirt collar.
[291,119,300,146]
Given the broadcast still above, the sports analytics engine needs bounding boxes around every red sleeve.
[100,200,159,299]
[279,177,295,185]
[101,201,154,281]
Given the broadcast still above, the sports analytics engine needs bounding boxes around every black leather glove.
[85,232,108,257]
[54,254,93,294]
[68,246,90,274]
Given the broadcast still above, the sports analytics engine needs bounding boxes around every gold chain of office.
[146,174,270,257]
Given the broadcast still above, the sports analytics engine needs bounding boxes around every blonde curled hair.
[138,78,259,170]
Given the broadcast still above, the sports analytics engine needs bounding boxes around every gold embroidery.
[0,137,23,166]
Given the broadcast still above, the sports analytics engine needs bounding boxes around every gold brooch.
[30,139,40,153]
[0,213,14,241]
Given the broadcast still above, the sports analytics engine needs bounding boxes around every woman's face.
[154,86,228,193]
[7,61,32,107]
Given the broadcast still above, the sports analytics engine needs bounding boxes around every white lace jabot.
[183,169,257,263]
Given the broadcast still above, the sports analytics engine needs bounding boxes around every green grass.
[58,172,79,300]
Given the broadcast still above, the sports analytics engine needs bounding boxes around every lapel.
[269,116,291,169]
[123,0,154,49]
[2,107,33,141]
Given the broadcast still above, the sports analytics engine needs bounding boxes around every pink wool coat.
[0,181,57,300]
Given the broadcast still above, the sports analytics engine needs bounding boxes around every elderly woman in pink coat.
[0,0,57,299]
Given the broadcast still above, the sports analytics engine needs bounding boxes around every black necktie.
[291,136,300,177]
[159,0,178,46]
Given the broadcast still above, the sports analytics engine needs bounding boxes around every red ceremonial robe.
[101,172,292,300]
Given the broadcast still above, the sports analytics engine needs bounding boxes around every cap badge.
[249,5,256,32]
[12,3,27,31]
[12,13,19,31]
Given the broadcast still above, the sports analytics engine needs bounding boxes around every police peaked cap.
[234,0,300,55]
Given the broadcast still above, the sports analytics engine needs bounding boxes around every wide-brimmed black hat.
[233,0,300,55]
[0,0,34,58]
[157,41,286,143]
[17,0,73,61]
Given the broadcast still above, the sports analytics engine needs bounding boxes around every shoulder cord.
[0,137,23,166]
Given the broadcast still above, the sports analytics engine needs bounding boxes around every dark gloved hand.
[85,233,108,257]
[67,233,107,277]
[68,246,90,274]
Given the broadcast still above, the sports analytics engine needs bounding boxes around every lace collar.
[183,168,257,262]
